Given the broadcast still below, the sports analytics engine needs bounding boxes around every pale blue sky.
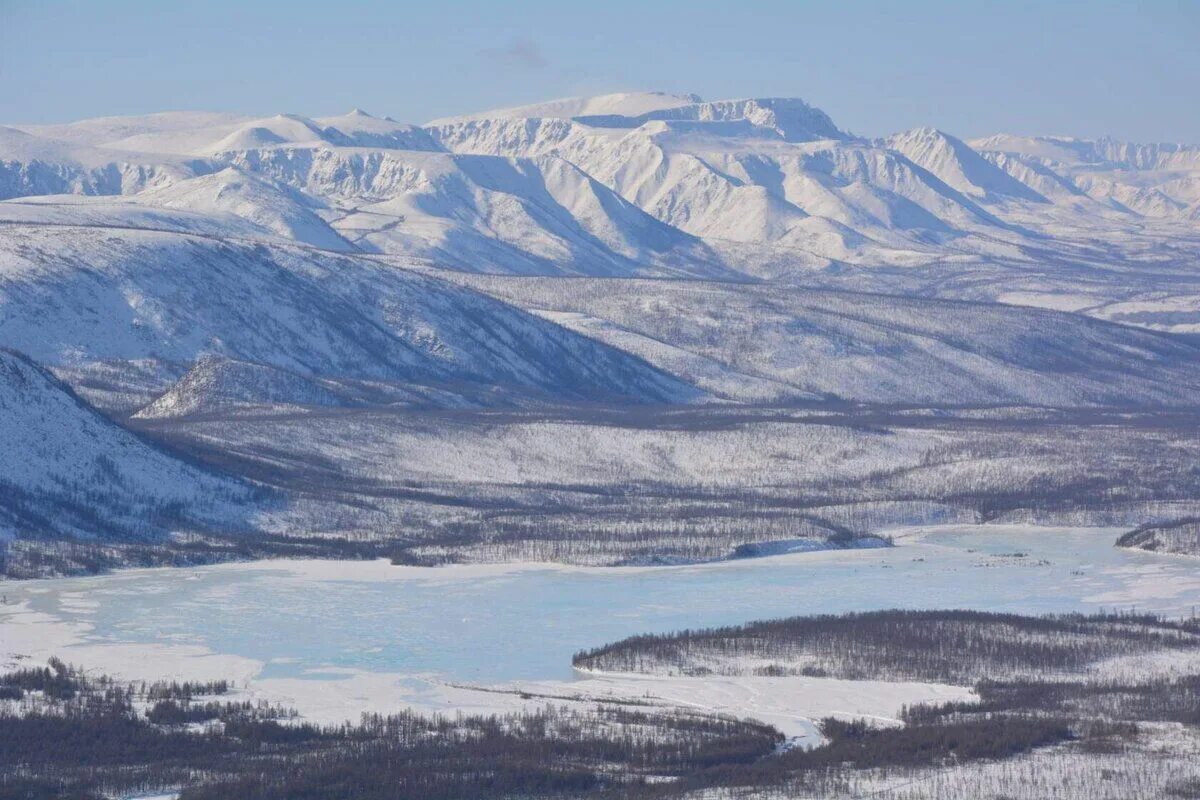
[2,0,1197,141]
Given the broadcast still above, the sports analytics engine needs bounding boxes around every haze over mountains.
[3,90,1200,571]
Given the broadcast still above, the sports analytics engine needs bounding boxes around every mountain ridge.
[4,90,1200,573]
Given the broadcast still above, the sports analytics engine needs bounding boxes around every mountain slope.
[132,355,515,418]
[134,356,358,418]
[0,193,288,241]
[432,93,847,142]
[3,92,1200,337]
[615,97,849,142]
[0,218,699,405]
[0,348,254,542]
[1,113,733,278]
[0,125,198,199]
[315,109,440,150]
[12,111,253,148]
[245,148,735,277]
[970,134,1200,218]
[427,99,1018,266]
[453,275,1200,407]
[886,128,1048,203]
[136,168,356,251]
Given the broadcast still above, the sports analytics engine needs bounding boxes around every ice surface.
[4,526,1198,729]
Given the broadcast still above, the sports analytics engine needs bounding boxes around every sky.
[2,0,1198,142]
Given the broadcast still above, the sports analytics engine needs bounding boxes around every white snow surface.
[0,222,696,404]
[426,91,704,124]
[0,349,250,538]
[4,88,1200,411]
[5,92,1198,289]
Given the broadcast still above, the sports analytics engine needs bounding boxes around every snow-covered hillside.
[3,91,1200,407]
[4,93,1199,291]
[0,218,698,406]
[3,91,1200,569]
[0,348,253,542]
[133,356,512,419]
[137,168,355,251]
[133,356,375,419]
[425,94,1200,322]
[970,134,1200,218]
[0,115,732,277]
[1118,519,1200,557]
[885,128,1048,204]
[453,274,1200,407]
[426,100,999,261]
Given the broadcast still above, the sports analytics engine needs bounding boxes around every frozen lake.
[5,525,1200,689]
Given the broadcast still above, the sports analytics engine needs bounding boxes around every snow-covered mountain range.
[3,91,1200,565]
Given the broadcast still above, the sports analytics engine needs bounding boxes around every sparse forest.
[8,610,1200,799]
[574,610,1200,799]
[10,404,1200,578]
[0,659,779,800]
[572,609,1200,683]
[1119,517,1200,556]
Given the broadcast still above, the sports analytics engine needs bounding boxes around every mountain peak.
[887,127,1048,203]
[685,96,848,142]
[893,126,952,141]
[426,91,704,125]
[426,91,849,143]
